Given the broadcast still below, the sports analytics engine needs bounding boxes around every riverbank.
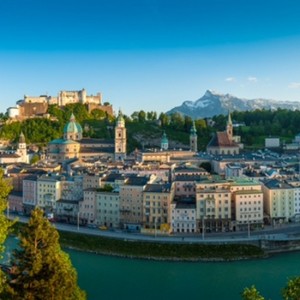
[12,220,300,262]
[58,231,266,262]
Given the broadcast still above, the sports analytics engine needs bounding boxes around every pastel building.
[143,183,175,230]
[95,190,120,228]
[262,179,294,224]
[22,175,38,213]
[119,175,154,230]
[36,174,62,213]
[81,189,97,225]
[196,186,231,232]
[170,199,197,233]
[233,190,264,230]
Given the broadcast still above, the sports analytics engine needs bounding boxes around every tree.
[90,109,106,120]
[138,110,146,123]
[242,286,265,300]
[8,208,86,300]
[158,112,170,127]
[282,277,300,300]
[0,169,13,294]
[30,154,40,165]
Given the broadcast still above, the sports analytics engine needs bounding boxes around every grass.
[58,231,265,261]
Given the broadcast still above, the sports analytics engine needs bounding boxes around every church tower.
[114,110,127,161]
[226,111,233,142]
[17,132,27,163]
[161,131,169,150]
[190,121,198,152]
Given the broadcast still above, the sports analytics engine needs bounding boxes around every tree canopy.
[0,169,13,294]
[242,278,300,300]
[7,208,86,300]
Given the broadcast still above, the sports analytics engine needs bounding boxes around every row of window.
[240,201,261,205]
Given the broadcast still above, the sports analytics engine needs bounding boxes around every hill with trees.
[0,103,300,152]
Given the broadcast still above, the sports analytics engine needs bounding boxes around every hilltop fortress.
[7,88,113,119]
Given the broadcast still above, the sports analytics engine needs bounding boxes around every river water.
[70,249,300,300]
[5,238,300,300]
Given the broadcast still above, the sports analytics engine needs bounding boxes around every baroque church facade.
[47,111,126,163]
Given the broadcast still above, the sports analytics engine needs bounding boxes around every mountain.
[166,90,300,118]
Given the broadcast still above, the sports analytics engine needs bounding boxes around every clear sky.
[1,0,300,116]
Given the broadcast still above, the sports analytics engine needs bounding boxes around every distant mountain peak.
[166,91,300,119]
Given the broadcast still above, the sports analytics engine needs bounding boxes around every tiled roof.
[207,132,238,148]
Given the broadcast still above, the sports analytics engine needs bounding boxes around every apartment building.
[81,189,97,225]
[233,190,264,230]
[196,186,231,233]
[119,175,154,230]
[95,190,120,228]
[170,198,197,233]
[262,179,295,224]
[22,175,38,213]
[143,183,175,230]
[36,174,62,213]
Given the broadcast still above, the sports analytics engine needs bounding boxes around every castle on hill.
[7,88,113,120]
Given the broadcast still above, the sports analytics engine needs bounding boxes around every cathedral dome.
[63,113,83,140]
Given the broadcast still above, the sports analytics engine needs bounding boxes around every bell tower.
[190,121,198,152]
[17,132,27,163]
[226,111,233,142]
[114,110,127,161]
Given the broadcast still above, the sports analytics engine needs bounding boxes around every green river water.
[5,238,300,300]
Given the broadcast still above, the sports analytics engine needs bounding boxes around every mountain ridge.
[166,90,300,118]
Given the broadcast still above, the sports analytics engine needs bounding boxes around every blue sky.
[1,0,300,115]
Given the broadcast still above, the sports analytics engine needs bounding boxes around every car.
[99,225,108,231]
[87,224,97,229]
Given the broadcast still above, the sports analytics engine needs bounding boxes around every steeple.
[17,131,27,163]
[19,131,26,144]
[116,109,125,128]
[161,131,169,150]
[190,121,197,136]
[226,111,233,142]
[114,109,127,161]
[190,121,198,152]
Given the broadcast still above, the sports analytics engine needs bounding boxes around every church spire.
[190,121,197,152]
[226,111,233,141]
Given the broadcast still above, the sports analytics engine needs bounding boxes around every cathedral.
[47,111,126,163]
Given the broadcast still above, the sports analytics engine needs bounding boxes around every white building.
[265,137,280,148]
[233,190,264,230]
[170,200,196,233]
[36,174,62,212]
[95,190,120,228]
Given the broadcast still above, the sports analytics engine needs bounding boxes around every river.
[4,238,300,300]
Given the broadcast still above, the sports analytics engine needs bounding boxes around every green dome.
[63,113,83,134]
[190,121,197,136]
[161,132,168,143]
[116,109,125,127]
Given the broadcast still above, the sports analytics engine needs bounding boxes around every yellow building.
[196,186,231,232]
[143,183,175,230]
[119,175,155,229]
[262,179,294,224]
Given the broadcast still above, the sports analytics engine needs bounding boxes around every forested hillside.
[0,104,299,151]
